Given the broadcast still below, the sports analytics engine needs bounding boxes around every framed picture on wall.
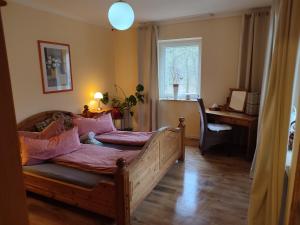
[38,40,73,94]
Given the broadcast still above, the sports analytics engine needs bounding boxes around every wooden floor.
[27,146,252,225]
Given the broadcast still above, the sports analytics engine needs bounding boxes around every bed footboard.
[115,118,185,225]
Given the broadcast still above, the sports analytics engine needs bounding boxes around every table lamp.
[94,92,103,111]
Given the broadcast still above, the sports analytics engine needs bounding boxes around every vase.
[121,108,132,131]
[173,84,179,99]
[50,68,57,78]
[111,107,121,120]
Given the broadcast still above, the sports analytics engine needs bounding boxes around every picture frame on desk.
[227,88,248,113]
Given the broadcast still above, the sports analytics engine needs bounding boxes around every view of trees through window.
[158,38,201,100]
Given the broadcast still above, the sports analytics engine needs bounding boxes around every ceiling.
[8,0,272,27]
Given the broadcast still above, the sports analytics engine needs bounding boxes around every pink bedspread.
[52,144,140,174]
[95,131,153,146]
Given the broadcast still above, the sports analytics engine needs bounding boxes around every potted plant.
[101,84,145,130]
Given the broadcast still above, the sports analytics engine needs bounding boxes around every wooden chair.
[197,98,233,155]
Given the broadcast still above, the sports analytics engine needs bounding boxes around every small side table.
[82,107,112,118]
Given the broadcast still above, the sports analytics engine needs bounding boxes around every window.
[158,38,202,100]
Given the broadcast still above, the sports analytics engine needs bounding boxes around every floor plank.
[27,146,251,225]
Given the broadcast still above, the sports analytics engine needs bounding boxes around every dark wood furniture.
[198,98,233,155]
[18,111,186,225]
[0,1,30,225]
[205,109,258,159]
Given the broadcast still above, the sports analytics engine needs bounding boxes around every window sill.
[159,98,197,102]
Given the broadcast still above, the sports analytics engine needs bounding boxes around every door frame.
[0,1,29,225]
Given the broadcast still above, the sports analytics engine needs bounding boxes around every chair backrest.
[197,98,208,148]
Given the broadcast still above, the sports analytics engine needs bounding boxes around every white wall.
[2,2,115,122]
[3,2,243,138]
[112,16,242,138]
[113,29,139,129]
[157,16,243,138]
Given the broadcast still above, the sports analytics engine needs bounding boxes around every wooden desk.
[206,109,258,159]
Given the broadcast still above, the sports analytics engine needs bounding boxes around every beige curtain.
[239,8,270,92]
[137,25,159,131]
[248,0,300,224]
[250,5,276,178]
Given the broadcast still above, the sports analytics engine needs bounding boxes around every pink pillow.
[73,113,116,136]
[18,118,65,139]
[20,127,81,166]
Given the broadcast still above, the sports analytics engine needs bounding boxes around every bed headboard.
[17,110,74,131]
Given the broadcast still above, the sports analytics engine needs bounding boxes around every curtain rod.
[247,6,271,13]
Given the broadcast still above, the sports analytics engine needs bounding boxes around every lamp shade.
[108,1,134,31]
[94,92,103,100]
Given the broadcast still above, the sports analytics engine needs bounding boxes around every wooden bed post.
[115,158,130,225]
[178,117,186,162]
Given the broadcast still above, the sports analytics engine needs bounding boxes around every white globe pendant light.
[108,1,135,31]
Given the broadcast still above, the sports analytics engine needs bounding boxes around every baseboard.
[185,137,199,147]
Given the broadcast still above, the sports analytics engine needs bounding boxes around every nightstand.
[82,106,112,118]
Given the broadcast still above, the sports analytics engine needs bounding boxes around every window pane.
[158,39,201,100]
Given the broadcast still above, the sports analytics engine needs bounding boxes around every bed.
[18,111,185,225]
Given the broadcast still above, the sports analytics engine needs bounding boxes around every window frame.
[157,37,202,101]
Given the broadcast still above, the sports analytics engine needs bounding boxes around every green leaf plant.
[101,84,145,117]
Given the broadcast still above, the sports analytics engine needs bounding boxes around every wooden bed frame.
[18,111,185,225]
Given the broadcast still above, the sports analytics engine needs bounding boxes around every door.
[0,1,29,225]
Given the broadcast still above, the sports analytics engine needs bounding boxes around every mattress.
[23,163,112,188]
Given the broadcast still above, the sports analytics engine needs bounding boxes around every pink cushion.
[20,127,81,166]
[18,118,65,139]
[73,113,116,136]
